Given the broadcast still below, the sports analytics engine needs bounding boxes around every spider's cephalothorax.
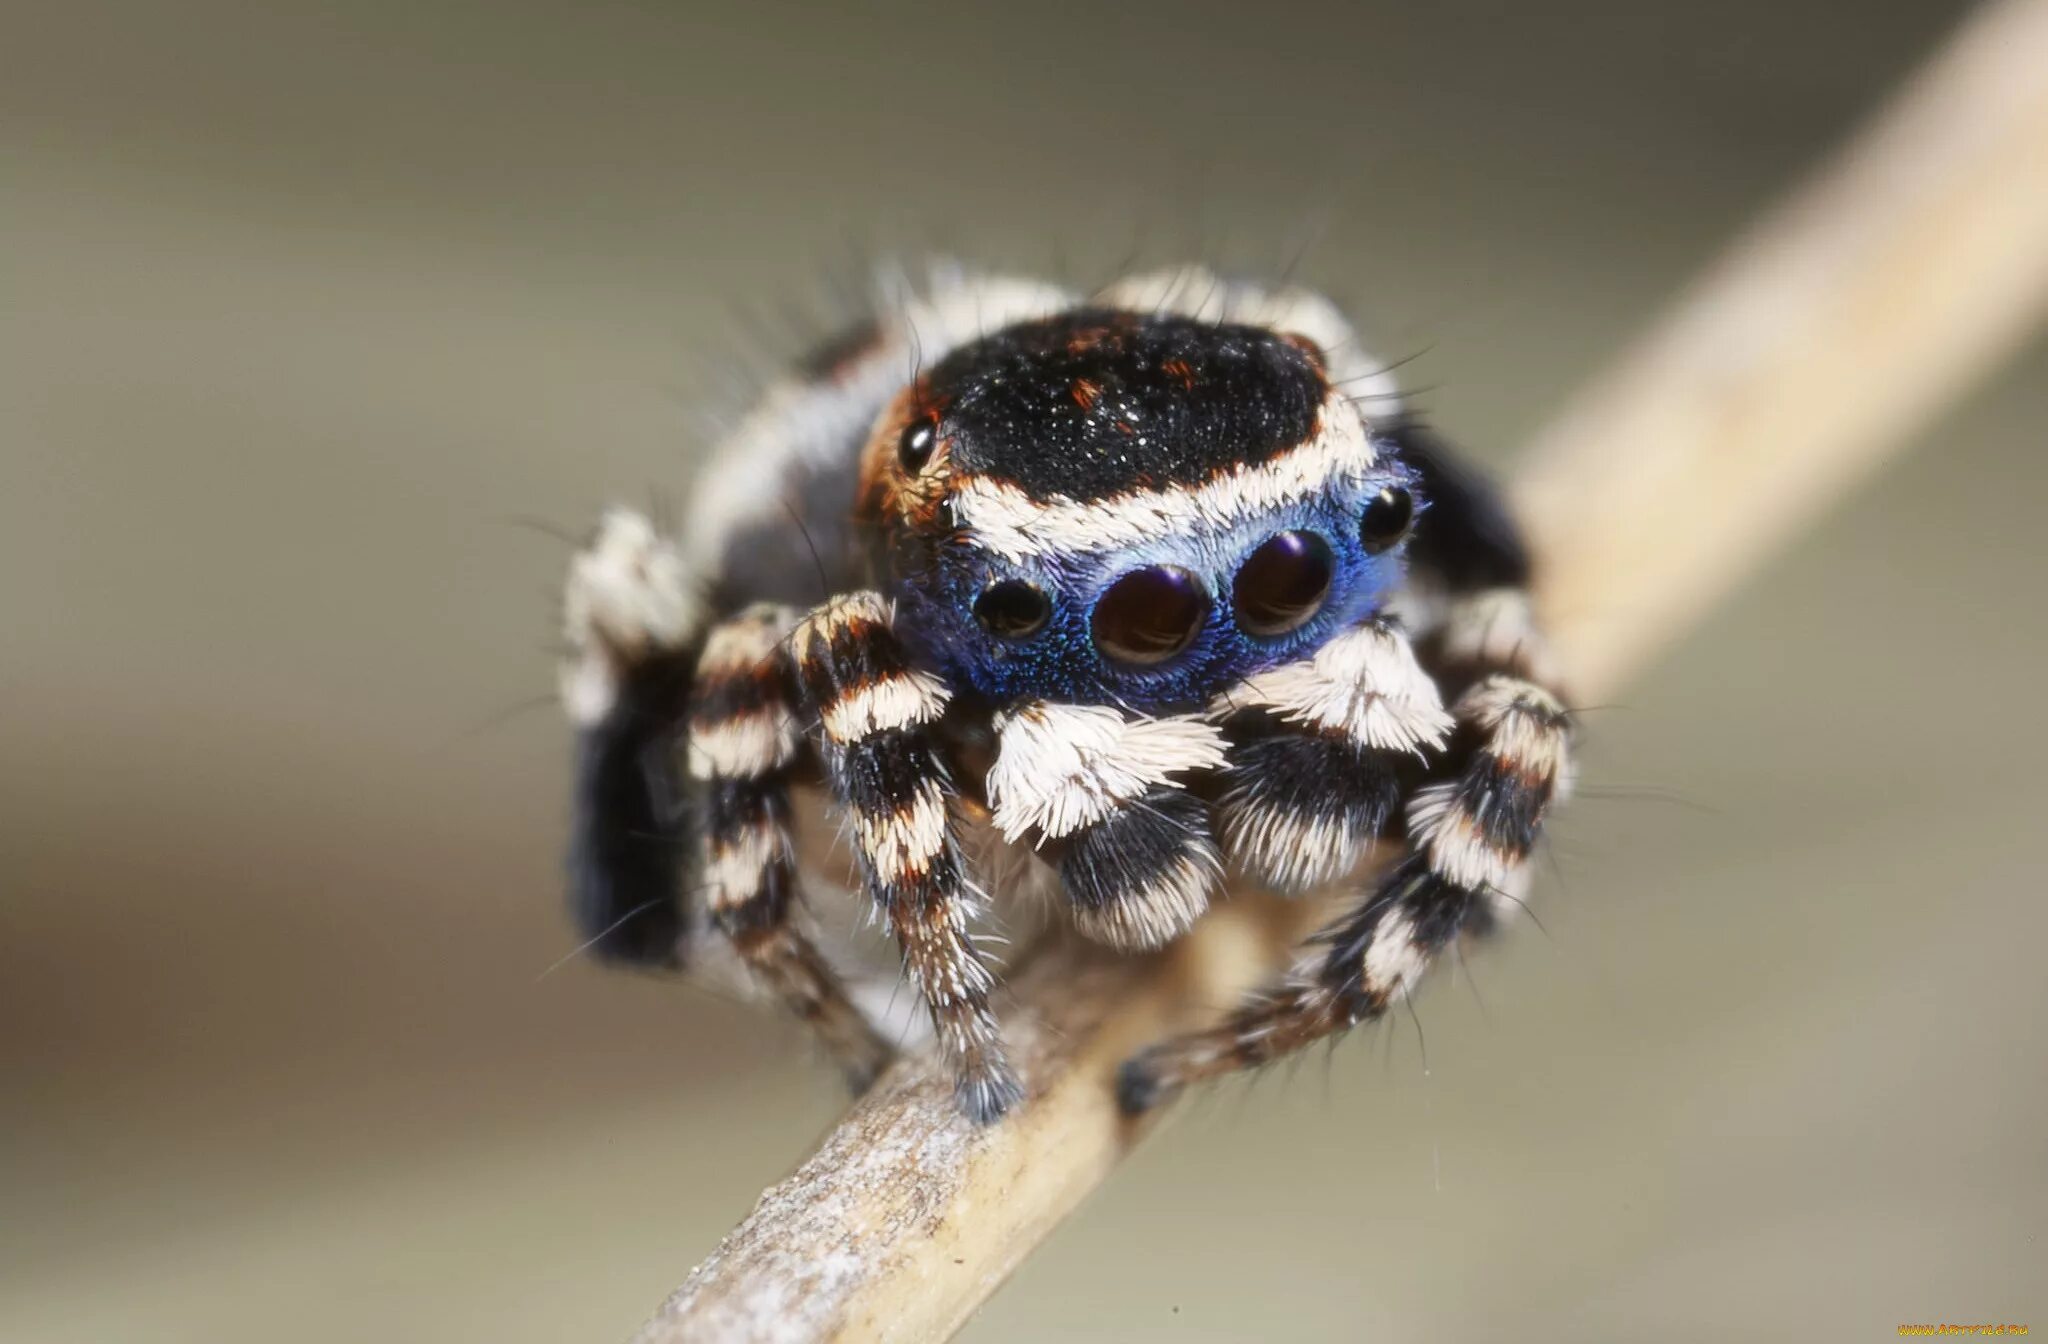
[558,265,1573,1123]
[865,308,1420,715]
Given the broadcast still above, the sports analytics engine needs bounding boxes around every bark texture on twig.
[637,3,2048,1338]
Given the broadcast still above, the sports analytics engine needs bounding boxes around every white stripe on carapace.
[950,400,1378,562]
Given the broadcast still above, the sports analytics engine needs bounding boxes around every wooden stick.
[638,3,2048,1338]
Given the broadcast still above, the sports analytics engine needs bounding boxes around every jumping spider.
[558,265,1573,1124]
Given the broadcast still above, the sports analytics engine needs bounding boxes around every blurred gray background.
[5,2,2044,1340]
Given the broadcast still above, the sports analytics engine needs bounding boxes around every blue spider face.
[893,468,1419,711]
[865,306,1422,710]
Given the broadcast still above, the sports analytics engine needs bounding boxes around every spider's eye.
[1092,566,1206,667]
[973,580,1051,639]
[1359,486,1414,553]
[898,416,938,473]
[1233,531,1333,637]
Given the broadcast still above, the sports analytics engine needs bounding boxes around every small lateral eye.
[1092,566,1207,667]
[974,580,1051,639]
[898,415,938,473]
[1359,486,1414,553]
[1233,531,1333,637]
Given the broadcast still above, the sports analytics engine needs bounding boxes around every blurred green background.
[6,2,2044,1340]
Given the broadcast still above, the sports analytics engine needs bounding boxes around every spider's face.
[862,309,1421,713]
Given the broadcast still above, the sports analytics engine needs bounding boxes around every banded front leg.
[787,593,1021,1124]
[1408,588,1575,896]
[559,508,703,968]
[1120,610,1571,1112]
[1212,618,1453,891]
[986,702,1228,950]
[688,605,896,1092]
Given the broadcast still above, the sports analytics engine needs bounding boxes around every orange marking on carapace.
[1160,358,1196,390]
[1278,331,1327,372]
[1070,377,1101,412]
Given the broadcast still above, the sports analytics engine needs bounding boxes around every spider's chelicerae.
[558,265,1573,1124]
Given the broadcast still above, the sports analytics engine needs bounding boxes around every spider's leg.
[986,702,1229,950]
[1209,618,1454,894]
[690,604,895,1091]
[787,592,1021,1124]
[1118,606,1572,1112]
[560,508,704,968]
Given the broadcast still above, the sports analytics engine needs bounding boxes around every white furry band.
[559,509,701,727]
[696,603,798,673]
[1216,621,1453,756]
[704,818,783,909]
[853,783,950,885]
[1457,675,1571,784]
[821,670,950,745]
[564,509,700,653]
[1361,909,1429,1001]
[558,658,619,730]
[1069,854,1216,951]
[789,589,888,644]
[986,702,1228,841]
[1406,782,1513,891]
[950,404,1377,562]
[685,605,803,775]
[687,709,800,781]
[1219,802,1375,893]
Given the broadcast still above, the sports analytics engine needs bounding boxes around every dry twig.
[638,2,2048,1338]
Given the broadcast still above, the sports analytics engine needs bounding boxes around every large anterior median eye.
[1092,566,1207,666]
[1233,531,1333,637]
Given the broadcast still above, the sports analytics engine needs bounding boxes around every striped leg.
[1118,608,1572,1113]
[787,593,1021,1124]
[690,605,895,1091]
[985,702,1229,950]
[559,508,704,968]
[1211,618,1454,893]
